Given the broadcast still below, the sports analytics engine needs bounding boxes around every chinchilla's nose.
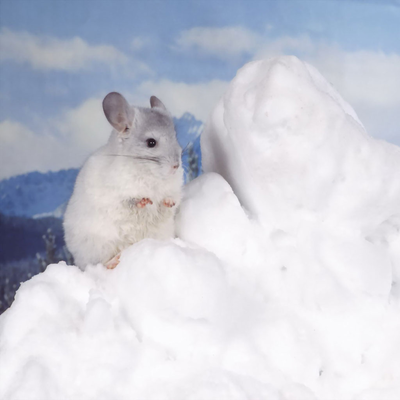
[171,163,179,174]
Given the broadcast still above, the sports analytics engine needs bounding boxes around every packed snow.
[1,56,400,399]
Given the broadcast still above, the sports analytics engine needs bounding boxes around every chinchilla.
[63,92,183,269]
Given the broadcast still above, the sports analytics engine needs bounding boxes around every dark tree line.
[0,214,71,314]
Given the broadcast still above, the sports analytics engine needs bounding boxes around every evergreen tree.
[186,142,199,182]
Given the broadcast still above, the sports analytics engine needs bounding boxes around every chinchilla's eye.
[146,138,157,148]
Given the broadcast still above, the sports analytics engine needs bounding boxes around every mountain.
[174,112,203,149]
[0,169,79,218]
[174,113,203,182]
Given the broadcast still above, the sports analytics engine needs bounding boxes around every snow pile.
[1,56,400,399]
[202,57,399,235]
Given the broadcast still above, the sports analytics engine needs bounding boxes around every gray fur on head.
[104,93,181,179]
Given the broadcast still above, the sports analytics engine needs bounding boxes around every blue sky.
[1,0,399,179]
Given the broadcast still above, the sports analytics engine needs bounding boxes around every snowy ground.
[1,56,400,400]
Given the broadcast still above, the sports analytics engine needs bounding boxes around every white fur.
[63,97,183,269]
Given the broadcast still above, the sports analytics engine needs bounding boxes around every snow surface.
[1,56,400,399]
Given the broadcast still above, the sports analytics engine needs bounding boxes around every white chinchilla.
[63,92,183,269]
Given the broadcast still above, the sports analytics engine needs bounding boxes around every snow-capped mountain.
[174,112,203,149]
[0,169,79,218]
[174,112,203,181]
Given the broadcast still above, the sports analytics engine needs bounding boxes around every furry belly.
[112,203,175,251]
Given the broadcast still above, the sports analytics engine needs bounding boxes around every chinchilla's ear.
[103,92,134,133]
[150,96,167,111]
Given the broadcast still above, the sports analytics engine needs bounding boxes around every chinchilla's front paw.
[136,198,153,208]
[162,198,176,208]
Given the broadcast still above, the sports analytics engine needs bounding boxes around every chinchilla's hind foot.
[105,253,121,269]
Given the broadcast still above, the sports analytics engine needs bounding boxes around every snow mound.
[202,56,400,234]
[1,56,400,399]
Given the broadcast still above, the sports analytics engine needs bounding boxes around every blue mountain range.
[0,169,79,218]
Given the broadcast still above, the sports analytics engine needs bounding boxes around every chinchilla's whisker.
[102,154,161,164]
[135,156,161,163]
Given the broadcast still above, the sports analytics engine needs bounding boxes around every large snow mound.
[1,56,400,400]
[202,56,400,234]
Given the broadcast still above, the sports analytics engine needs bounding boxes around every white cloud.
[174,26,260,59]
[0,28,128,72]
[0,120,70,179]
[131,37,150,51]
[0,98,111,180]
[131,79,229,122]
[312,50,400,108]
[310,49,400,144]
[55,97,110,153]
[253,35,315,59]
[174,27,313,62]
